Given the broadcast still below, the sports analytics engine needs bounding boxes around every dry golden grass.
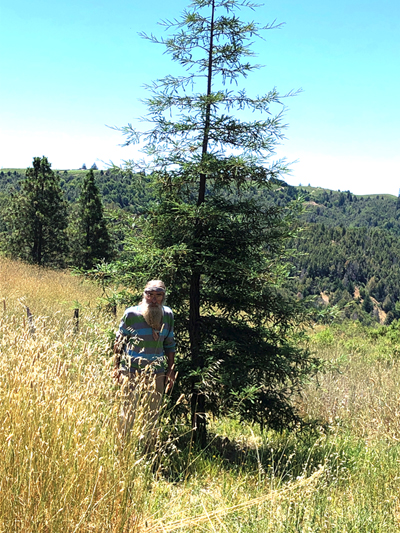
[0,256,101,310]
[0,258,156,531]
[2,258,400,532]
[299,325,400,442]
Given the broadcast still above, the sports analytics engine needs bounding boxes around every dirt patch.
[354,286,386,324]
[320,292,329,305]
[371,296,387,324]
[305,201,324,207]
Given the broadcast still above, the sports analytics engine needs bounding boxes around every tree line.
[0,167,153,210]
[3,159,400,327]
[1,156,112,269]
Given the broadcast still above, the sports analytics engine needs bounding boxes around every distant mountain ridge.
[1,167,397,216]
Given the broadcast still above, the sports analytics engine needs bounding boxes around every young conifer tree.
[7,156,68,266]
[70,169,111,269]
[104,0,316,445]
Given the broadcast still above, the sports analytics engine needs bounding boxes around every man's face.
[144,291,164,308]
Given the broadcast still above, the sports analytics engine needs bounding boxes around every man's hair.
[144,280,166,292]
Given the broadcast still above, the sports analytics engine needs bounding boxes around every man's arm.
[163,308,176,390]
[166,351,175,370]
[113,308,132,380]
[113,334,125,369]
[165,351,176,392]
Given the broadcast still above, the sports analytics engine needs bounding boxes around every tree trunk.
[37,221,43,266]
[189,270,206,448]
[189,0,215,448]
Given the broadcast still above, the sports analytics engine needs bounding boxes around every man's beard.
[141,299,163,330]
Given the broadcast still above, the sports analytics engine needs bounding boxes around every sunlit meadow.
[2,257,400,532]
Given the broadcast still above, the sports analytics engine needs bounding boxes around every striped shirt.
[118,304,175,372]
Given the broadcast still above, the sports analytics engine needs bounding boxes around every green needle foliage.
[69,169,112,269]
[99,0,317,445]
[6,156,68,266]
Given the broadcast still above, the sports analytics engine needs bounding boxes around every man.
[114,280,176,440]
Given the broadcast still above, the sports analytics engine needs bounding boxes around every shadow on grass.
[153,421,367,485]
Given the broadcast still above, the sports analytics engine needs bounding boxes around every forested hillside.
[289,224,400,324]
[224,183,400,324]
[289,189,400,324]
[2,167,398,227]
[245,183,400,233]
[2,167,400,324]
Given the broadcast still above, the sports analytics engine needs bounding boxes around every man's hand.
[165,366,177,393]
[112,366,123,385]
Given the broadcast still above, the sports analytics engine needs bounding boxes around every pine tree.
[69,169,111,269]
[7,156,68,266]
[98,0,316,445]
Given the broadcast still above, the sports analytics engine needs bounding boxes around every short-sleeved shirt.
[118,304,175,373]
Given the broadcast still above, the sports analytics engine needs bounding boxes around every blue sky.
[1,0,399,195]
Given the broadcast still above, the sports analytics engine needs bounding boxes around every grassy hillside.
[2,258,400,531]
[295,184,396,200]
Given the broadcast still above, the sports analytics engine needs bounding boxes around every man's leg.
[142,372,165,449]
[118,371,140,439]
[118,370,165,444]
[147,372,166,423]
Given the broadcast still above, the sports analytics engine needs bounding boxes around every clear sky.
[1,0,399,195]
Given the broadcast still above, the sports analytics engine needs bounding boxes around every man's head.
[141,280,166,330]
[143,280,166,306]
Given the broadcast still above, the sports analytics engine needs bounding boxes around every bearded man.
[114,280,176,439]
